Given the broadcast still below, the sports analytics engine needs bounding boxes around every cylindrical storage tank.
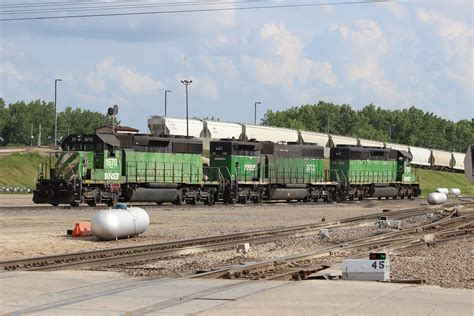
[435,188,449,194]
[450,188,461,197]
[91,205,150,241]
[427,192,447,205]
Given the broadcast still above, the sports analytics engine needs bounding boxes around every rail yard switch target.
[342,253,390,281]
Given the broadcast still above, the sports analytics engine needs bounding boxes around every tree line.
[0,98,114,146]
[262,102,473,153]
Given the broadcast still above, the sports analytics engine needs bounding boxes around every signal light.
[369,253,386,260]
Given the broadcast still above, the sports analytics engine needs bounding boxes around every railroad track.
[1,202,471,272]
[192,211,474,281]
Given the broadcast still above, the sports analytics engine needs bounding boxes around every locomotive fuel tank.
[266,187,308,200]
[123,186,179,203]
[91,204,150,240]
[370,186,398,198]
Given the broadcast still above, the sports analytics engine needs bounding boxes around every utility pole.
[54,78,62,146]
[30,124,33,147]
[164,90,172,116]
[254,102,261,125]
[327,116,330,134]
[181,57,192,137]
[389,124,396,143]
[38,124,42,147]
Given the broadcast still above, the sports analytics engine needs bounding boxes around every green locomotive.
[329,146,419,200]
[33,132,215,206]
[33,129,420,206]
[209,139,328,203]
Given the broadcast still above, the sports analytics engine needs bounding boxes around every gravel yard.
[1,196,472,289]
[0,197,436,260]
[390,239,473,289]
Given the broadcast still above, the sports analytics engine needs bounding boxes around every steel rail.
[1,203,471,271]
[193,213,474,280]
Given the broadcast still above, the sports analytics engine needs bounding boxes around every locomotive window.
[211,142,231,155]
[149,140,170,147]
[351,151,369,160]
[172,142,203,154]
[370,151,387,160]
[234,144,257,151]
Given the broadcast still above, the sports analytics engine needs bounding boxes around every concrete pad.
[202,280,474,316]
[1,271,472,315]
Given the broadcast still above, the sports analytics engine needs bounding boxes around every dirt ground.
[0,197,439,261]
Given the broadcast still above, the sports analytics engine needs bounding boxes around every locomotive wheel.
[51,202,59,207]
[205,193,215,206]
[253,193,262,204]
[107,194,119,207]
[86,200,97,207]
[173,191,187,205]
[69,201,79,207]
[156,202,163,205]
[187,196,197,205]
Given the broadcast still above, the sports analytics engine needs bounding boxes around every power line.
[1,0,267,15]
[0,0,392,22]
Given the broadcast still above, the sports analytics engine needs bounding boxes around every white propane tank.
[450,188,461,197]
[435,188,449,194]
[91,204,150,241]
[427,192,447,205]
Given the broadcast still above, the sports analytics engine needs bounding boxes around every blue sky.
[1,0,473,132]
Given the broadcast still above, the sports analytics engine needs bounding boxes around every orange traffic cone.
[71,221,93,237]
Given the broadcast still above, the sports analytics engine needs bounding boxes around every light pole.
[389,124,395,143]
[254,102,261,125]
[54,78,62,146]
[181,80,192,136]
[164,90,172,116]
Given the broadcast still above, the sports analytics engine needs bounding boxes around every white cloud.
[202,56,237,80]
[0,62,23,81]
[381,2,407,18]
[194,77,219,99]
[244,23,337,88]
[216,34,230,45]
[417,8,472,58]
[97,58,162,94]
[331,19,399,101]
[417,9,473,89]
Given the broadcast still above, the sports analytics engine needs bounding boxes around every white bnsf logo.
[105,172,120,180]
[105,158,118,168]
[306,164,315,172]
[403,176,411,182]
[244,164,256,171]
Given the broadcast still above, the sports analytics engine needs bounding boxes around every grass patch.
[415,168,474,196]
[0,153,51,189]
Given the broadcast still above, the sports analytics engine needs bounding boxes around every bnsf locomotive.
[33,130,420,206]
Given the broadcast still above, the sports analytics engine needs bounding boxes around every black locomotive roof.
[260,142,324,158]
[331,146,393,160]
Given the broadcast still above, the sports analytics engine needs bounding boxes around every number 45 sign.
[342,253,390,281]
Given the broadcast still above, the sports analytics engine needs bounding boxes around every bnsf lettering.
[244,164,256,171]
[306,165,315,172]
[104,172,120,180]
